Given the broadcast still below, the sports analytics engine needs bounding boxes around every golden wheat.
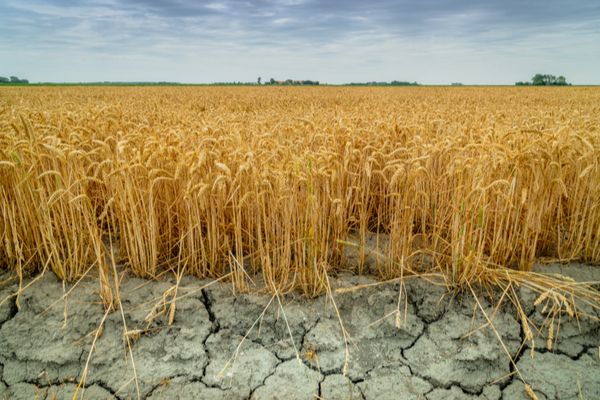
[1,86,599,299]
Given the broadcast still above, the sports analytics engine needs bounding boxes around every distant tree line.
[346,81,419,86]
[74,81,182,85]
[261,77,320,85]
[0,76,29,84]
[201,82,256,85]
[516,74,570,86]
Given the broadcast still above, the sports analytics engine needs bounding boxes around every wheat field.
[1,86,599,302]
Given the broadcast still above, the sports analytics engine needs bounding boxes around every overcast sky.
[1,0,599,84]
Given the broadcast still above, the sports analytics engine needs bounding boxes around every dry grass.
[1,86,599,301]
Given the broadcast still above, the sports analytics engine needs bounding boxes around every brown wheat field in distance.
[1,86,599,304]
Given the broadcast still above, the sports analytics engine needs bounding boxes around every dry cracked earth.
[0,264,599,400]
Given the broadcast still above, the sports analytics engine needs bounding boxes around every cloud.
[1,0,599,83]
[205,3,228,11]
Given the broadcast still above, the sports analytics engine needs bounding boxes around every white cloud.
[273,17,292,25]
[205,3,228,11]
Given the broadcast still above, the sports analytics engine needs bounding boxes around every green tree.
[532,74,545,85]
[530,73,569,86]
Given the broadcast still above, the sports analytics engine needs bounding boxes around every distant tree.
[3,76,29,84]
[391,80,417,86]
[545,75,558,85]
[262,78,320,86]
[530,73,569,86]
[257,77,261,85]
[531,74,545,85]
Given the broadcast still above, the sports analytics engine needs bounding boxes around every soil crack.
[246,360,281,399]
[0,293,18,328]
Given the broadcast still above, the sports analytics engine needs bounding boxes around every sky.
[1,0,599,84]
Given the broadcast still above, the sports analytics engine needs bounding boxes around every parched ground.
[0,264,599,400]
